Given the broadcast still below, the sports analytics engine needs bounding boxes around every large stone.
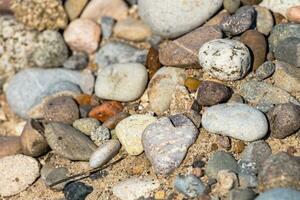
[254,6,274,35]
[274,37,300,68]
[259,0,300,17]
[138,0,223,38]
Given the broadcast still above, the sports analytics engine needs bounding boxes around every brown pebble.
[184,77,201,92]
[102,112,129,129]
[287,6,300,23]
[232,140,245,154]
[287,146,297,155]
[0,136,22,158]
[75,94,92,105]
[211,143,219,152]
[273,12,288,25]
[146,47,161,79]
[89,101,123,122]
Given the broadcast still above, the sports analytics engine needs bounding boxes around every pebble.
[148,67,186,115]
[45,122,97,161]
[258,152,300,192]
[205,150,238,179]
[6,68,94,118]
[145,47,161,79]
[102,112,129,129]
[100,16,115,39]
[202,103,268,141]
[274,37,300,68]
[0,136,22,158]
[64,182,93,200]
[216,170,239,194]
[142,114,198,175]
[199,39,251,81]
[204,10,230,27]
[184,77,201,92]
[228,93,244,103]
[174,175,206,198]
[287,6,300,23]
[64,18,101,54]
[113,18,152,41]
[224,0,241,13]
[90,125,111,146]
[73,118,100,136]
[259,0,300,17]
[255,188,300,200]
[267,103,300,139]
[64,0,88,20]
[159,26,223,67]
[89,101,123,122]
[220,6,256,36]
[255,61,275,80]
[89,139,121,168]
[95,63,148,102]
[112,177,159,200]
[95,42,148,68]
[41,164,68,190]
[81,0,128,22]
[63,53,89,70]
[79,105,93,118]
[229,188,257,200]
[116,114,157,155]
[43,96,79,124]
[170,85,194,115]
[240,30,267,71]
[21,119,49,157]
[254,6,274,35]
[232,140,245,154]
[239,80,300,106]
[196,81,231,106]
[0,155,40,197]
[138,0,223,38]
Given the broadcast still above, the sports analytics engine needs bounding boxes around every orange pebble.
[89,101,123,122]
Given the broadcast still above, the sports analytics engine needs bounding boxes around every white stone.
[199,39,251,81]
[116,114,157,155]
[95,63,148,102]
[113,177,159,200]
[138,0,223,38]
[260,0,300,17]
[202,103,268,141]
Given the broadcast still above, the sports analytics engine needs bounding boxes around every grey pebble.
[174,175,206,198]
[100,16,115,39]
[90,126,111,146]
[255,61,275,80]
[63,53,89,70]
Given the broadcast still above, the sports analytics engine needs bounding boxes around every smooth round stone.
[64,182,93,200]
[254,6,274,35]
[90,125,110,146]
[89,139,121,168]
[255,188,300,200]
[138,0,223,38]
[0,136,22,158]
[174,175,206,198]
[0,155,40,197]
[95,63,148,102]
[199,39,251,81]
[73,118,100,136]
[202,103,268,141]
[63,53,88,70]
[255,61,275,80]
[259,0,300,17]
[287,6,300,23]
[224,0,241,13]
[274,37,300,68]
[116,114,157,155]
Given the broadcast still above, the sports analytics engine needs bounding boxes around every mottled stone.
[169,85,193,115]
[73,118,100,136]
[274,37,300,67]
[255,61,275,80]
[204,10,231,27]
[174,175,206,198]
[90,126,110,146]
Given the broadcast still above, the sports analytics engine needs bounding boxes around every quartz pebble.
[174,175,206,198]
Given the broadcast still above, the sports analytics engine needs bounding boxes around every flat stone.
[64,0,88,20]
[0,155,40,197]
[259,0,300,17]
[254,6,274,35]
[255,188,300,200]
[45,122,97,161]
[274,37,300,68]
[142,114,198,175]
[159,26,223,68]
[174,175,206,198]
[0,136,22,158]
[138,0,223,38]
[202,103,268,141]
[41,164,68,190]
[255,61,275,80]
[73,118,100,136]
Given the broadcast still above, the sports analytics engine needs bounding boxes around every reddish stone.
[146,47,161,79]
[0,136,22,158]
[89,101,123,122]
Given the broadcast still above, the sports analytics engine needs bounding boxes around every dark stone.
[64,182,93,200]
[145,47,161,79]
[255,61,275,80]
[63,53,89,70]
[192,160,206,168]
[229,188,257,200]
[274,37,300,67]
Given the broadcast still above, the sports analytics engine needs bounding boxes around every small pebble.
[223,0,241,13]
[63,53,89,70]
[145,47,161,79]
[64,182,93,200]
[90,125,111,146]
[73,118,100,136]
[89,101,123,122]
[255,61,275,80]
[229,188,257,200]
[100,16,115,39]
[102,112,129,129]
[174,175,206,198]
[232,140,245,154]
[0,136,22,158]
[184,77,201,92]
[41,164,68,190]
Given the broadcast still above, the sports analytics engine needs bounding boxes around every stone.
[0,155,40,197]
[240,30,267,71]
[112,177,159,200]
[90,126,110,146]
[142,114,198,175]
[274,37,300,68]
[254,6,274,35]
[239,80,299,106]
[199,39,251,81]
[0,0,11,11]
[259,0,300,17]
[184,77,201,92]
[220,6,256,36]
[0,136,22,158]
[159,26,223,67]
[102,112,129,129]
[242,0,262,5]
[64,0,88,20]
[216,170,239,194]
[95,42,148,68]
[204,10,231,27]
[239,173,258,188]
[174,175,206,198]
[100,16,115,39]
[169,85,193,115]
[64,18,101,54]
[63,53,89,70]
[255,61,275,80]
[273,61,300,94]
[258,152,300,192]
[229,189,257,200]
[116,114,157,155]
[224,0,241,13]
[145,47,161,79]
[196,81,231,106]
[21,119,49,157]
[64,182,93,200]
[138,0,223,38]
[148,67,186,115]
[95,63,148,102]
[73,118,100,136]
[202,103,268,141]
[287,6,300,23]
[267,103,300,139]
[268,23,300,52]
[45,122,97,161]
[41,164,68,190]
[89,101,123,122]
[228,93,244,103]
[6,68,94,118]
[43,96,79,124]
[113,18,152,41]
[255,188,300,200]
[205,150,238,179]
[89,139,121,168]
[232,140,245,154]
